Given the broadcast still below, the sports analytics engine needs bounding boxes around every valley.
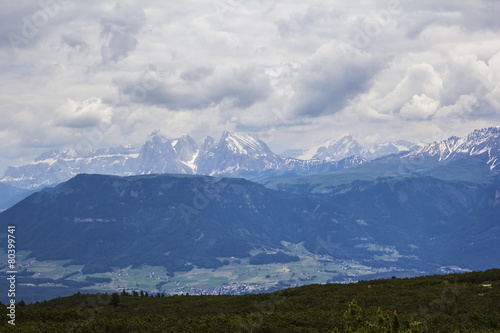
[1,242,424,303]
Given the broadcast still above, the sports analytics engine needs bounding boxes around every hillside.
[0,183,32,212]
[1,171,499,304]
[2,269,499,332]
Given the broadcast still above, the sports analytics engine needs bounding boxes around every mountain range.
[291,135,418,161]
[0,126,499,302]
[1,127,500,210]
[1,131,370,190]
[2,127,499,190]
[403,126,500,172]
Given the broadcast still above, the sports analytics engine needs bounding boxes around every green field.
[1,242,397,300]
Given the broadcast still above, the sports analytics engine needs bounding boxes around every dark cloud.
[400,1,500,37]
[100,1,146,64]
[61,33,89,55]
[0,1,68,51]
[180,67,214,81]
[290,41,386,117]
[113,65,271,110]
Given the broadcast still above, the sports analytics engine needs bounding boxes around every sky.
[1,0,500,173]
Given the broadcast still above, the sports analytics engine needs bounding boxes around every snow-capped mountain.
[297,135,417,162]
[1,146,139,189]
[297,135,370,161]
[2,126,499,190]
[0,131,365,189]
[137,131,199,175]
[370,140,419,159]
[403,126,500,171]
[196,131,283,175]
[195,131,364,177]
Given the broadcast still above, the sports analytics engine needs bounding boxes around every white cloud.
[400,94,440,120]
[54,97,113,128]
[1,0,500,172]
[377,63,442,115]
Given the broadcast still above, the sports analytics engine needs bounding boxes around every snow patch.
[180,150,199,173]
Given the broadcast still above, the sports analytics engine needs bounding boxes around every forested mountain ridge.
[2,269,499,332]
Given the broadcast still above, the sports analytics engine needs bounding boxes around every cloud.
[0,1,72,52]
[61,33,90,59]
[401,1,500,35]
[400,94,440,119]
[62,33,89,53]
[377,63,443,115]
[434,94,478,120]
[99,1,146,64]
[2,0,500,173]
[289,40,386,117]
[113,64,271,110]
[275,3,331,38]
[180,67,214,81]
[54,97,113,128]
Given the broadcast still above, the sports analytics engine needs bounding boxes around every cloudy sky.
[1,0,500,172]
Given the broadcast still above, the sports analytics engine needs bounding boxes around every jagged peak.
[467,126,500,139]
[201,136,217,152]
[219,130,255,142]
[34,150,62,162]
[218,131,272,156]
[446,135,461,142]
[147,129,163,140]
[320,134,356,146]
[403,126,500,165]
[297,134,366,161]
[32,145,140,163]
[203,136,217,144]
[221,131,260,142]
[145,131,196,146]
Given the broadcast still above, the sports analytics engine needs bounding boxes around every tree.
[110,293,120,307]
[344,299,363,331]
[332,300,422,333]
[392,311,400,333]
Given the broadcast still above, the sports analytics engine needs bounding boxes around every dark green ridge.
[3,269,499,332]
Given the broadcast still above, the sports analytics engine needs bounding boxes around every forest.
[1,268,499,332]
